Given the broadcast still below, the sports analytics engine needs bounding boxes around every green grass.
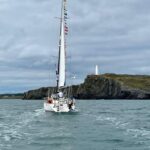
[102,74,150,92]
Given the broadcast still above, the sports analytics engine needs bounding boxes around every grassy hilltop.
[102,74,150,92]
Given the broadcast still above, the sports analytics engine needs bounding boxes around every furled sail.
[58,0,68,88]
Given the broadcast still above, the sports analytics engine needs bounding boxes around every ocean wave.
[0,127,22,142]
[96,115,117,122]
[17,109,44,127]
[96,114,150,147]
[96,115,130,129]
[126,128,150,139]
[0,143,12,150]
[0,116,4,120]
[34,108,45,117]
[122,107,147,111]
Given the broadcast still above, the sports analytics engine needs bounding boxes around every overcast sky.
[0,0,150,93]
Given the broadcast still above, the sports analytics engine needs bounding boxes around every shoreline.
[1,73,150,100]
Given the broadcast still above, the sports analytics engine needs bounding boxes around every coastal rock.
[23,87,49,100]
[23,74,150,100]
[76,75,122,99]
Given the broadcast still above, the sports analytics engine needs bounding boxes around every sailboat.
[44,0,76,113]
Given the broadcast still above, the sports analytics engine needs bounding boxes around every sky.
[0,0,150,93]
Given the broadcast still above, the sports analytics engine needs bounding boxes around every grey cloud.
[0,0,150,93]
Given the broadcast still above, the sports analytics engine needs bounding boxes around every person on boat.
[58,91,63,98]
[68,100,73,109]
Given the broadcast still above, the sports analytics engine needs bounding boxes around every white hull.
[44,100,75,113]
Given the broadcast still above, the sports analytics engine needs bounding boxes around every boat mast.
[56,0,62,90]
[57,0,68,92]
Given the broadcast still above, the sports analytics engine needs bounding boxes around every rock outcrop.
[23,74,150,100]
[75,75,150,99]
[76,75,121,99]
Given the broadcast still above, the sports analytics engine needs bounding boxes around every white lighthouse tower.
[95,65,99,75]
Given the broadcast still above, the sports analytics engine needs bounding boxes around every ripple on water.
[0,109,45,148]
[34,109,45,116]
[96,115,117,122]
[1,100,150,150]
[96,113,150,149]
[126,128,150,139]
[1,127,23,141]
[0,116,4,120]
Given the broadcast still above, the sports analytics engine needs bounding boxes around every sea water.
[0,100,150,150]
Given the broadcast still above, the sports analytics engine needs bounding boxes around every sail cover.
[58,0,68,88]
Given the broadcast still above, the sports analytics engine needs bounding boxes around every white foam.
[4,135,11,141]
[34,108,44,117]
[126,128,150,139]
[96,116,117,122]
[97,114,150,146]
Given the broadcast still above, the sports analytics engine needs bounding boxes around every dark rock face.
[23,87,49,100]
[76,75,122,99]
[76,75,150,99]
[119,89,150,99]
[23,75,150,100]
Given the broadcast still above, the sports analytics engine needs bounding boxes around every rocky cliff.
[75,74,150,99]
[23,74,150,100]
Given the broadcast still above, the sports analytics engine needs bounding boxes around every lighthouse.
[95,65,99,75]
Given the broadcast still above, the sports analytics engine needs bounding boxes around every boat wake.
[96,114,150,147]
[34,108,45,116]
[0,108,45,150]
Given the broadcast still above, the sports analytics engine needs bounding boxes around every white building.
[95,65,99,75]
